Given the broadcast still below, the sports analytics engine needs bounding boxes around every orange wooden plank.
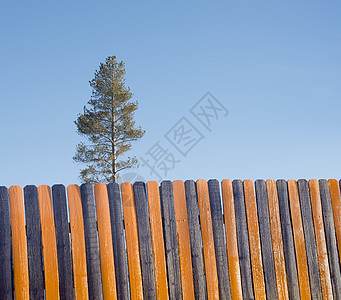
[287,180,311,300]
[146,181,169,300]
[67,185,89,300]
[328,179,341,260]
[9,186,30,300]
[243,180,266,300]
[121,182,143,300]
[266,180,289,300]
[38,185,60,299]
[173,180,195,300]
[221,179,243,300]
[196,179,220,300]
[94,184,117,300]
[309,180,333,299]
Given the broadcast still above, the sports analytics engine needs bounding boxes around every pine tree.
[73,56,145,183]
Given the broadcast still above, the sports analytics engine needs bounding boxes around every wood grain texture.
[80,183,103,300]
[107,183,130,300]
[309,180,333,299]
[208,179,231,300]
[319,180,341,299]
[9,186,30,300]
[94,183,117,300]
[232,180,254,300]
[243,180,266,300]
[24,185,44,300]
[185,180,207,300]
[121,182,144,300]
[160,180,183,300]
[173,180,195,300]
[266,180,289,300]
[52,184,74,300]
[67,184,89,300]
[0,186,13,300]
[297,179,322,300]
[38,185,60,299]
[255,180,278,300]
[276,180,300,299]
[287,180,311,300]
[147,181,169,300]
[133,182,157,299]
[329,180,341,266]
[196,179,220,300]
[221,180,243,300]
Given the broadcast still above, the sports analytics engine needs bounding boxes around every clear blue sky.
[0,1,340,187]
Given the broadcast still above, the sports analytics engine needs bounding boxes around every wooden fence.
[0,179,341,299]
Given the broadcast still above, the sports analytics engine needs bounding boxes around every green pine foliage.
[73,56,145,183]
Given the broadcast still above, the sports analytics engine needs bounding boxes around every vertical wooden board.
[173,180,195,300]
[196,179,220,300]
[94,184,117,300]
[67,184,89,300]
[255,180,278,300]
[9,186,30,299]
[121,182,144,300]
[0,187,13,300]
[24,185,44,300]
[38,185,60,299]
[265,180,289,300]
[160,181,183,300]
[208,179,231,300]
[107,183,130,300]
[184,180,207,300]
[133,182,157,299]
[287,180,311,300]
[243,180,266,300]
[320,180,341,299]
[297,179,323,299]
[147,181,169,300]
[80,183,103,300]
[308,180,333,299]
[329,180,341,265]
[221,180,243,300]
[52,184,74,300]
[232,180,254,300]
[276,180,300,299]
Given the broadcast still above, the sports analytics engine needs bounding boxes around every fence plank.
[320,180,341,299]
[255,180,278,300]
[107,183,130,300]
[133,182,157,299]
[232,180,254,299]
[9,186,30,299]
[67,184,89,300]
[121,182,144,300]
[243,180,266,300]
[276,180,300,299]
[196,179,220,300]
[24,185,44,300]
[287,180,311,299]
[94,183,117,300]
[297,179,323,299]
[329,180,341,266]
[208,179,231,300]
[80,183,103,300]
[185,180,207,300]
[266,180,289,300]
[147,181,169,300]
[52,184,74,300]
[173,180,195,300]
[221,180,243,300]
[38,185,60,299]
[0,187,13,300]
[309,180,333,299]
[160,180,183,300]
